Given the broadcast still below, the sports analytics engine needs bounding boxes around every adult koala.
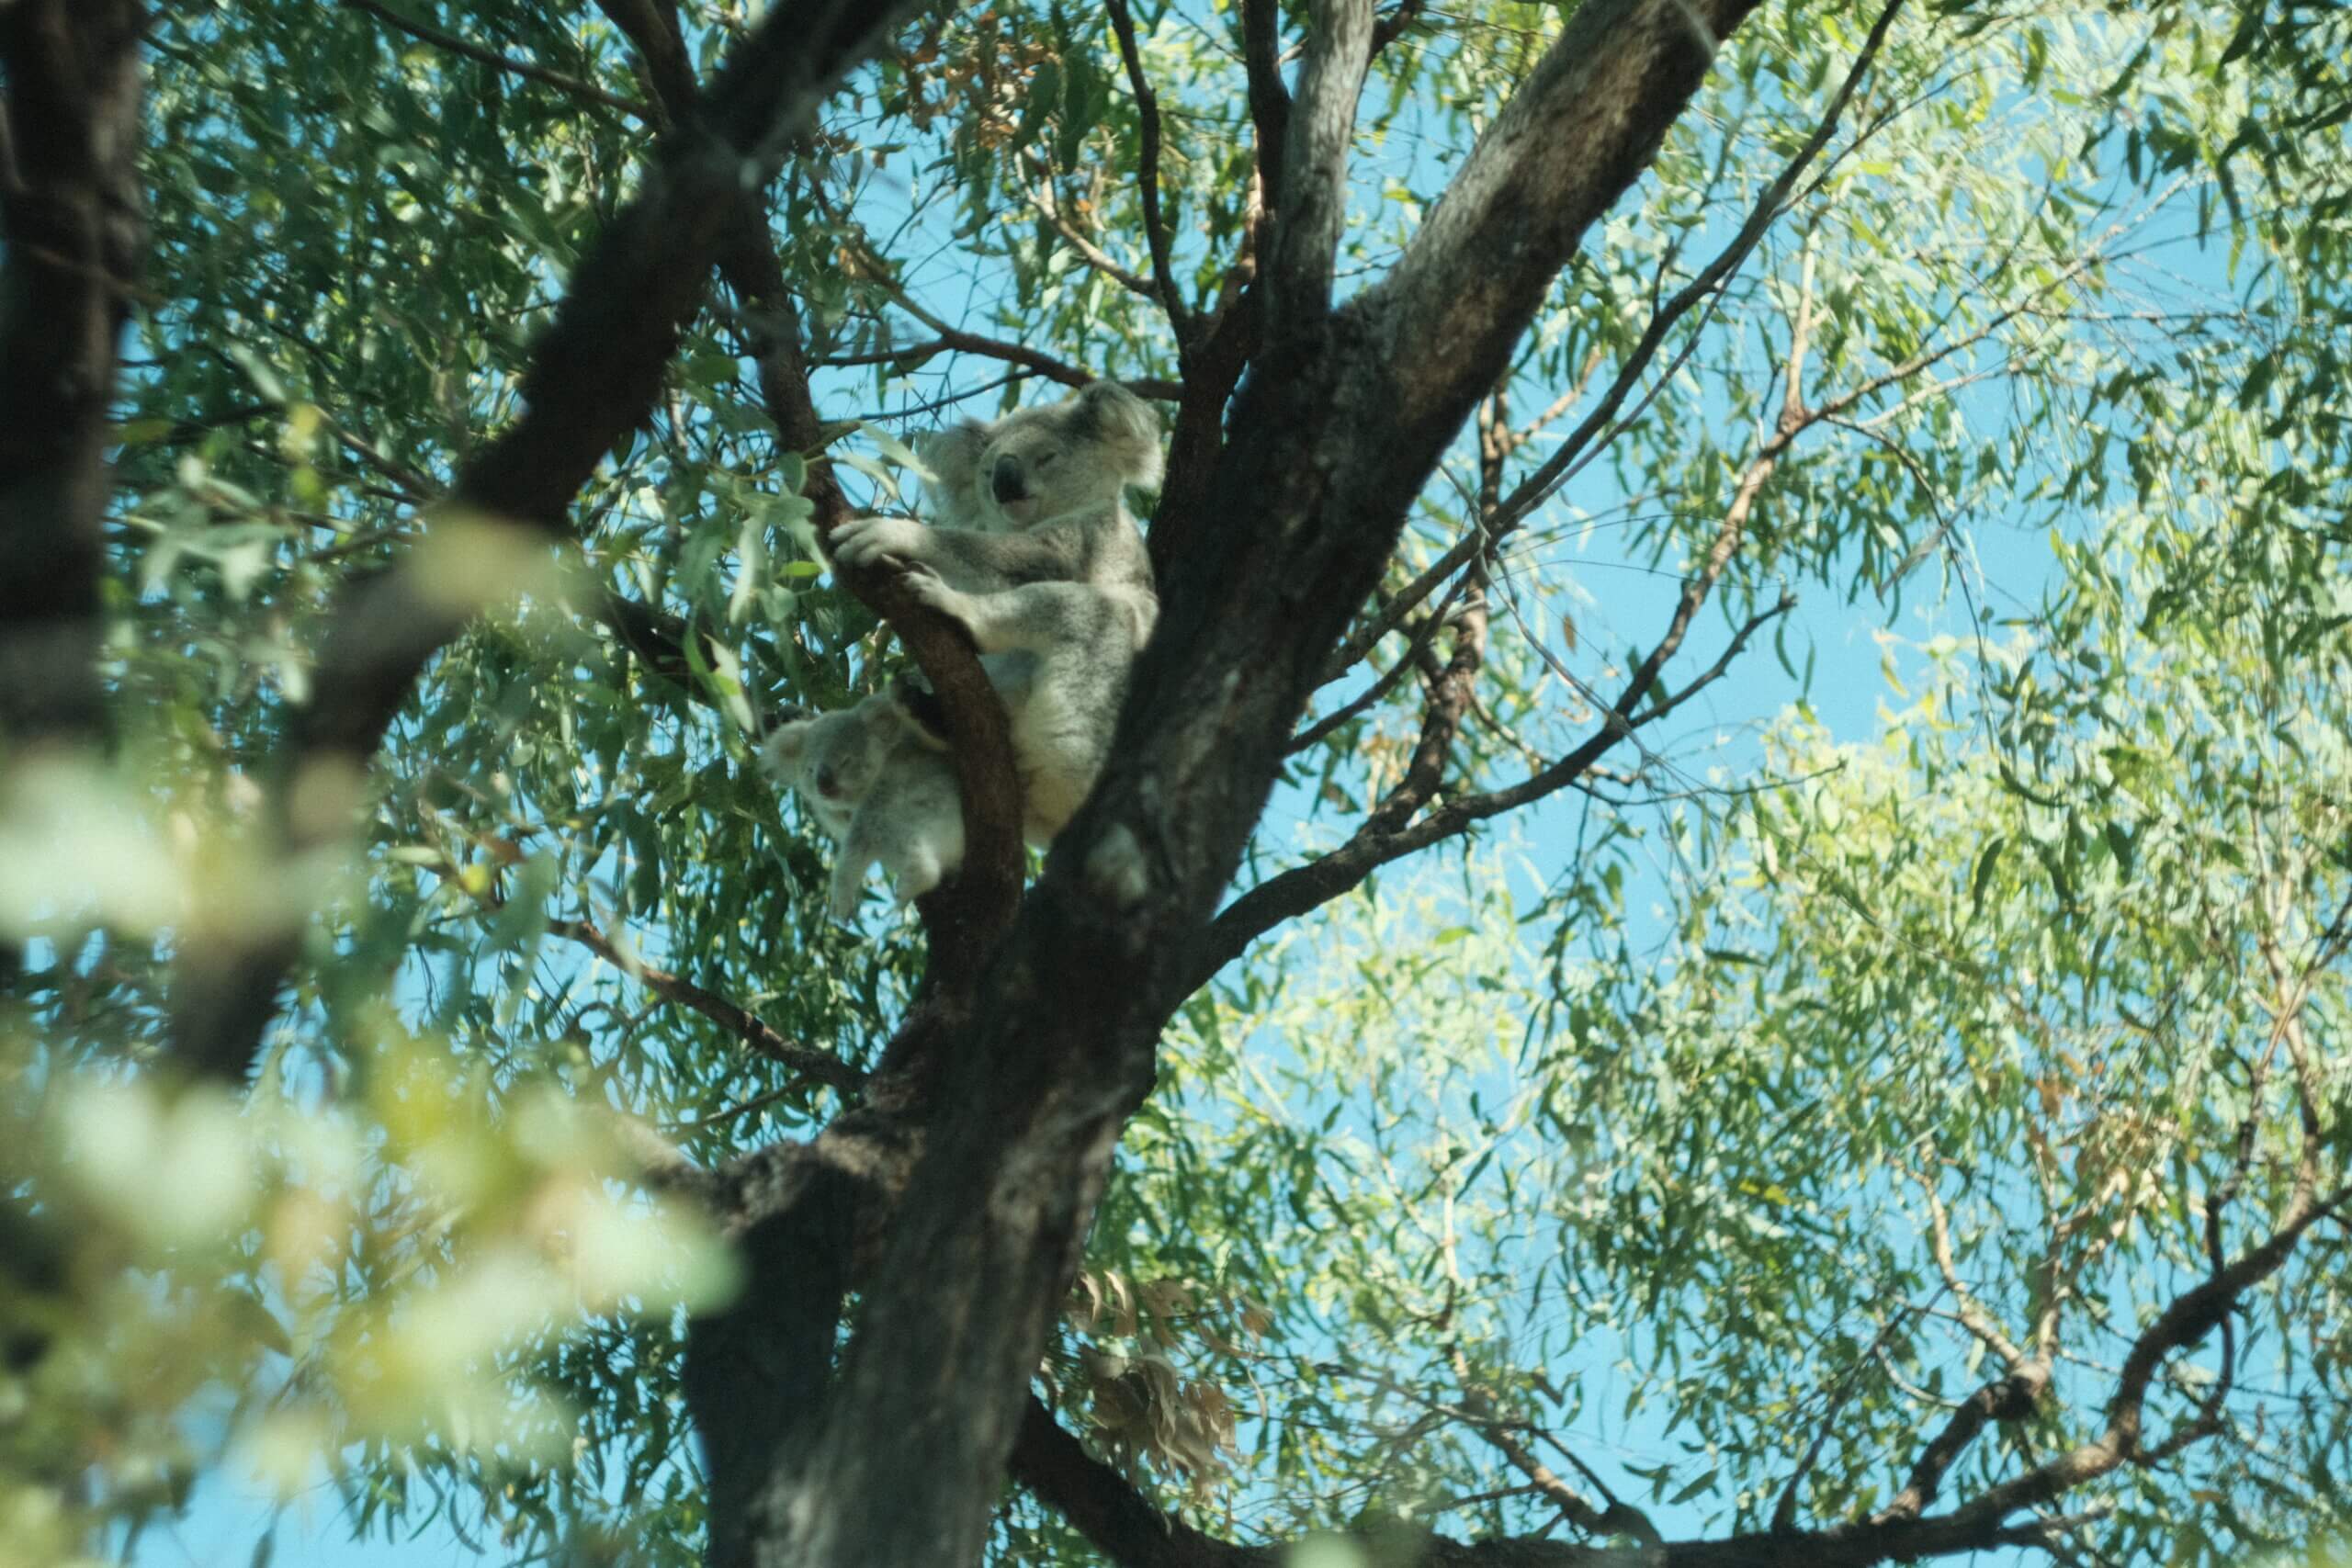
[831,380,1162,844]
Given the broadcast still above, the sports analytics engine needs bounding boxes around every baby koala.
[830,380,1162,843]
[761,695,965,921]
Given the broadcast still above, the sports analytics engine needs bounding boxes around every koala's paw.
[828,867,867,924]
[1085,825,1151,909]
[898,560,972,625]
[832,514,927,570]
[892,850,946,905]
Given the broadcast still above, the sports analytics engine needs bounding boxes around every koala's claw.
[901,561,978,632]
[832,514,927,570]
[900,559,948,605]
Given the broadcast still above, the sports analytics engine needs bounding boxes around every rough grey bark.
[698,5,1773,1566]
[0,0,146,750]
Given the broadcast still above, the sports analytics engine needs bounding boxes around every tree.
[3,1,2349,1565]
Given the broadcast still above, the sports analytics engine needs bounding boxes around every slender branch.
[862,287,1182,400]
[1238,0,1289,206]
[1774,1308,1914,1533]
[1946,1180,2352,1534]
[1105,0,1194,344]
[1191,590,1792,997]
[549,919,865,1096]
[1030,176,1160,299]
[1207,291,1814,988]
[813,328,1182,400]
[588,0,1023,988]
[1369,0,1430,58]
[1915,1168,2030,1371]
[141,400,275,447]
[336,0,650,118]
[1361,561,1487,830]
[1313,5,1896,692]
[1317,533,1484,686]
[1452,1346,1658,1544]
[1483,0,1905,533]
[1288,591,1460,752]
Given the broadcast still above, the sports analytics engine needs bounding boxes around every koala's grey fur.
[761,696,965,921]
[831,380,1163,843]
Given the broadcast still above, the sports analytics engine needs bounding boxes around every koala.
[761,695,966,921]
[830,380,1162,843]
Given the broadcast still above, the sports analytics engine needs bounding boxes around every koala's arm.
[827,844,872,922]
[832,513,1100,594]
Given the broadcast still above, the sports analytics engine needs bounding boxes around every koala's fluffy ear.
[1069,381,1164,491]
[761,717,817,777]
[915,422,992,524]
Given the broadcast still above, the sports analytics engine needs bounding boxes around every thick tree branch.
[166,0,933,1083]
[588,0,695,118]
[1260,0,1373,333]
[0,0,144,750]
[1238,0,1288,209]
[1302,0,1898,696]
[1870,1363,2051,1525]
[1943,1179,2352,1535]
[335,0,650,118]
[1010,1396,1261,1568]
[549,918,865,1096]
[1010,1382,2124,1568]
[1370,0,1430,58]
[1480,0,1901,530]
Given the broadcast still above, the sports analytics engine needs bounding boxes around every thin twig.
[1104,0,1194,344]
[1029,176,1159,299]
[337,0,650,118]
[550,917,866,1095]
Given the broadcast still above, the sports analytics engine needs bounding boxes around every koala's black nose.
[991,455,1028,504]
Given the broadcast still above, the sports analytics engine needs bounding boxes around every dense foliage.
[3,0,2349,1564]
